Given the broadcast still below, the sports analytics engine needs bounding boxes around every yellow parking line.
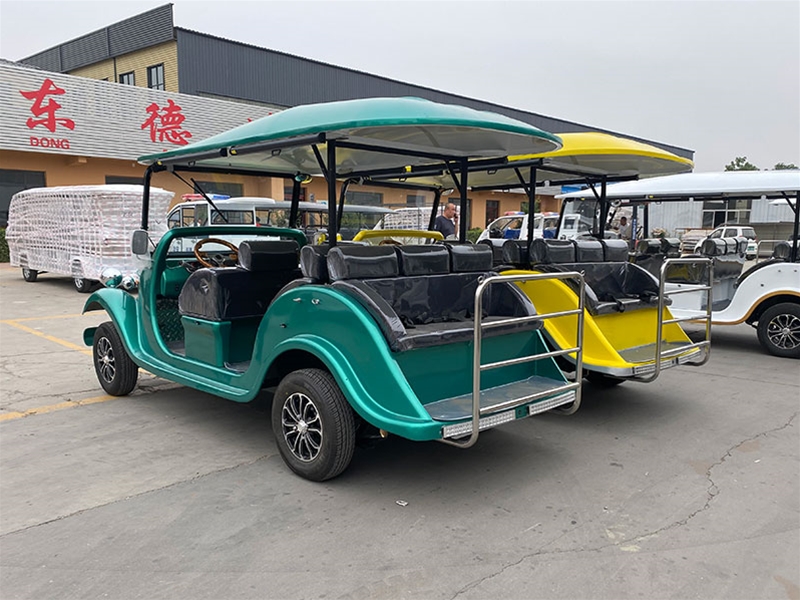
[0,394,119,422]
[0,313,87,323]
[0,320,92,355]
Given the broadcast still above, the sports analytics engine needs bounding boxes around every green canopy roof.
[139,97,562,177]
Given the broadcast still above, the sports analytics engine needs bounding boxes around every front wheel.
[74,277,94,293]
[757,303,800,358]
[93,322,138,395]
[272,368,356,481]
[22,268,38,282]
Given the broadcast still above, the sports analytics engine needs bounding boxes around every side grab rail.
[638,256,713,383]
[441,271,585,449]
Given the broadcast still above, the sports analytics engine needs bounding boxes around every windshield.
[560,199,600,236]
[210,209,254,225]
[344,211,388,229]
[258,208,329,228]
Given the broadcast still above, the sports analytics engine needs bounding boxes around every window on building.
[0,169,47,227]
[485,200,500,226]
[193,181,243,198]
[119,72,135,86]
[147,64,165,90]
[283,185,307,202]
[105,176,142,185]
[702,199,752,228]
[405,194,425,207]
[345,191,384,206]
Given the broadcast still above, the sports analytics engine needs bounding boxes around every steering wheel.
[193,238,239,268]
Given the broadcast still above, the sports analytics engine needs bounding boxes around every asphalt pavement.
[0,263,798,600]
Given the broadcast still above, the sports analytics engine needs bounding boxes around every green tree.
[724,156,759,171]
[773,162,798,170]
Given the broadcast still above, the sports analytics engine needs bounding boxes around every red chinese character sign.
[141,99,193,146]
[20,78,76,133]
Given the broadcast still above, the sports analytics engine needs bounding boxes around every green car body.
[84,226,572,443]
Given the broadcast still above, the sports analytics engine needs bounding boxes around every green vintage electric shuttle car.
[83,97,586,481]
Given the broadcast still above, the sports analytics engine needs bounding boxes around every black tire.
[757,303,800,359]
[272,368,356,481]
[586,370,625,387]
[21,267,38,282]
[74,277,94,293]
[93,322,138,396]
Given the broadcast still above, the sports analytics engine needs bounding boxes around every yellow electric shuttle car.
[369,132,710,384]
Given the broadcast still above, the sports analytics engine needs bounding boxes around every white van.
[7,185,174,292]
[477,212,580,242]
[166,197,391,249]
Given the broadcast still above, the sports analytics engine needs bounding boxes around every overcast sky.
[1,0,798,172]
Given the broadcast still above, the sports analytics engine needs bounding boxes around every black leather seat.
[530,238,665,315]
[328,245,540,352]
[178,240,301,321]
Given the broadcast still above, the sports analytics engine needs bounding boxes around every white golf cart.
[559,170,800,358]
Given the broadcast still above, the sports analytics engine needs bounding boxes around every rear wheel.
[272,368,355,481]
[22,268,38,282]
[93,322,138,396]
[757,303,800,358]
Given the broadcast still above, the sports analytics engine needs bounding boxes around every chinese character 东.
[141,99,192,146]
[20,78,76,133]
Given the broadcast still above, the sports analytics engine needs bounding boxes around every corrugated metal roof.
[20,4,175,72]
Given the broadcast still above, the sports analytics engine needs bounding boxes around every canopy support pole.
[327,141,338,247]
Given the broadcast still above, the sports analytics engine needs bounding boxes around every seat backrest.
[300,244,329,282]
[574,239,604,262]
[299,241,367,282]
[660,238,682,257]
[530,238,576,264]
[601,238,629,262]
[448,243,493,272]
[502,239,530,267]
[635,238,663,256]
[327,245,399,281]
[700,236,745,257]
[477,238,505,268]
[772,241,792,260]
[238,240,300,272]
[394,245,450,276]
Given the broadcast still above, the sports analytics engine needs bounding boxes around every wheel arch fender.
[262,335,434,436]
[81,288,141,354]
[747,293,800,325]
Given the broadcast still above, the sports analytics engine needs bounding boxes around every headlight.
[120,274,139,291]
[100,268,123,288]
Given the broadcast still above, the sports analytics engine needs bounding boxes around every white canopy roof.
[557,170,800,201]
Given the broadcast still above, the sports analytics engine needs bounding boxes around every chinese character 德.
[20,78,76,133]
[141,99,192,146]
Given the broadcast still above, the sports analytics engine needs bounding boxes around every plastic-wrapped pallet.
[6,185,174,282]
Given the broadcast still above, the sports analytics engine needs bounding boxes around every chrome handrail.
[440,271,585,448]
[636,257,713,383]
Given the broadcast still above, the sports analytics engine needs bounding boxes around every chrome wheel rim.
[22,268,31,278]
[96,336,116,383]
[281,392,322,462]
[767,313,800,350]
[75,277,84,289]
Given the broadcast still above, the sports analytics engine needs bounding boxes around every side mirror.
[489,227,502,239]
[131,230,150,256]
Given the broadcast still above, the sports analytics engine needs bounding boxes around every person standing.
[618,216,632,241]
[434,202,457,238]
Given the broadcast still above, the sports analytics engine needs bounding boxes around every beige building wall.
[69,42,179,91]
[4,149,548,230]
